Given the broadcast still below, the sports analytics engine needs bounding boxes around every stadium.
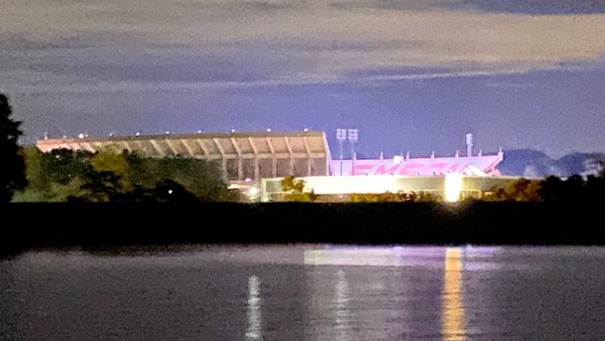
[36,130,522,202]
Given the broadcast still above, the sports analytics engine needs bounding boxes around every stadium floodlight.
[465,133,474,158]
[347,129,358,152]
[347,129,358,142]
[336,129,347,175]
[347,129,359,175]
[336,128,347,142]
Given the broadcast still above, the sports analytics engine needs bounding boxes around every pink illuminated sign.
[333,155,503,176]
[352,161,460,175]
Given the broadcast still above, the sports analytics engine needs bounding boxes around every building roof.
[36,130,332,161]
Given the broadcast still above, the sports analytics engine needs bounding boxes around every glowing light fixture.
[444,173,463,202]
[248,187,259,197]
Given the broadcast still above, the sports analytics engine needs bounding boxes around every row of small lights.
[47,128,313,139]
[129,128,310,137]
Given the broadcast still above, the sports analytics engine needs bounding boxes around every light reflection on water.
[246,275,262,341]
[334,269,349,341]
[443,248,465,341]
[3,245,605,341]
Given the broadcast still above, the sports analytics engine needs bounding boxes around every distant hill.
[499,149,605,178]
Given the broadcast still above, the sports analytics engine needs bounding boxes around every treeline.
[484,173,605,202]
[13,147,240,203]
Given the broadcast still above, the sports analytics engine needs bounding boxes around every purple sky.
[2,0,605,158]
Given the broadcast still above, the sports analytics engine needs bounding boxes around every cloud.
[459,0,605,15]
[331,0,472,12]
[0,33,94,51]
[8,66,548,96]
[334,0,605,15]
[485,81,535,89]
[2,0,605,89]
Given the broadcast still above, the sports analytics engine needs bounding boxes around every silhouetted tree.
[76,170,124,202]
[0,93,27,202]
[585,174,605,202]
[563,174,586,200]
[540,174,599,202]
[153,179,199,203]
[41,148,94,184]
[281,176,317,202]
[540,176,565,201]
[484,178,543,201]
[14,146,89,202]
[349,191,439,203]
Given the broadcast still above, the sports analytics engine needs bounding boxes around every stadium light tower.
[347,129,358,155]
[347,129,359,175]
[336,128,347,175]
[465,133,474,158]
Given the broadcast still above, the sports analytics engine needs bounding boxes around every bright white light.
[444,173,463,202]
[248,187,259,197]
[168,189,173,195]
[347,129,359,143]
[336,128,347,141]
[302,175,395,195]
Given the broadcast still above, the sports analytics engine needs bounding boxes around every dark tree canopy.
[15,147,239,203]
[0,93,27,203]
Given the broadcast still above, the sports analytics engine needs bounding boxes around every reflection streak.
[334,269,350,341]
[246,275,262,341]
[442,248,466,341]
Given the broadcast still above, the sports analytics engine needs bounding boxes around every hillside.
[499,149,605,178]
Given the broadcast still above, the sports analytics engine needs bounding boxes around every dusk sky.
[2,0,605,158]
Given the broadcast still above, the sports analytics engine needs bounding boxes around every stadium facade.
[36,130,516,202]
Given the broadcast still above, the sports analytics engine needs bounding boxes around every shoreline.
[2,202,605,252]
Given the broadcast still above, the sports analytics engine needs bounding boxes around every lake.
[2,245,605,340]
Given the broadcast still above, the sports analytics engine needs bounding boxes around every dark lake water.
[2,245,605,340]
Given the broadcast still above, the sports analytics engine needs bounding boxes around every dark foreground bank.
[2,201,605,252]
